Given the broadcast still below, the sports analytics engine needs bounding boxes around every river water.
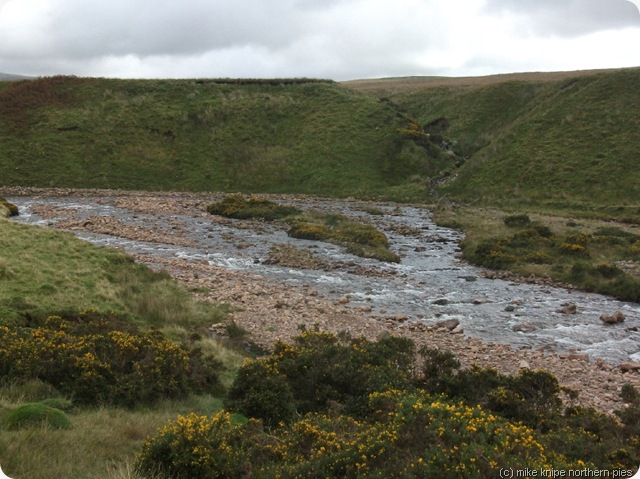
[8,195,640,364]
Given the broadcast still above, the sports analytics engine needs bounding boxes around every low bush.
[207,194,300,221]
[225,359,296,428]
[138,391,590,479]
[136,411,260,479]
[0,310,223,406]
[0,197,19,217]
[2,402,72,430]
[226,331,416,423]
[503,213,531,227]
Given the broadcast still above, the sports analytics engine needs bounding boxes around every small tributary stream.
[9,194,640,364]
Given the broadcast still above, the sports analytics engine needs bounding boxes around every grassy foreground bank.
[0,218,245,478]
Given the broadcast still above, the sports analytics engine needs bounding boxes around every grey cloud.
[483,0,640,37]
[47,0,310,58]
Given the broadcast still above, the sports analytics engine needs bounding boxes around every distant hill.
[0,72,32,80]
[1,69,639,215]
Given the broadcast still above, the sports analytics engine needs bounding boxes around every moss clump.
[287,213,400,263]
[2,402,72,430]
[207,194,300,221]
[286,222,331,241]
[0,197,19,217]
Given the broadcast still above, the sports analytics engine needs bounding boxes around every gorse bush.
[226,330,416,424]
[136,411,257,479]
[0,310,223,406]
[137,332,640,477]
[138,391,594,478]
[464,220,640,302]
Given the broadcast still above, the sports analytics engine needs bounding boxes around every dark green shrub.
[227,331,416,423]
[2,402,71,430]
[594,263,624,279]
[418,347,460,394]
[508,228,550,247]
[593,227,638,244]
[616,384,640,446]
[225,359,296,428]
[606,275,640,302]
[503,213,531,227]
[471,238,519,269]
[493,369,563,430]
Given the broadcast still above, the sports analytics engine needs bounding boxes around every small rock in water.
[599,311,625,325]
[433,298,449,306]
[450,325,464,335]
[435,318,460,331]
[557,303,577,314]
[338,296,350,304]
[512,323,537,333]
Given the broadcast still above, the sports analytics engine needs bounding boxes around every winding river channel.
[8,193,640,364]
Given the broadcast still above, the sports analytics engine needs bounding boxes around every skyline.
[1,0,640,80]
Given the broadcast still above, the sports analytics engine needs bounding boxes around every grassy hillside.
[0,76,450,201]
[1,69,639,213]
[352,68,640,216]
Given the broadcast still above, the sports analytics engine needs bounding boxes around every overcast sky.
[1,0,639,80]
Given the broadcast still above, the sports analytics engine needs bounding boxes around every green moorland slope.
[2,69,640,214]
[346,68,640,216]
[0,76,452,201]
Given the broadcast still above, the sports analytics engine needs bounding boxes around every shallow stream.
[9,195,640,364]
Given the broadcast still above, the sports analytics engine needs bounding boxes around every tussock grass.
[0,402,213,479]
[0,219,226,327]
